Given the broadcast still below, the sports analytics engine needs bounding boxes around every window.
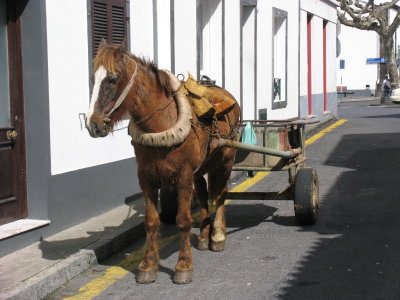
[272,8,287,109]
[89,0,129,58]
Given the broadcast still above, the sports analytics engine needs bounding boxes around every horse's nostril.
[91,121,100,134]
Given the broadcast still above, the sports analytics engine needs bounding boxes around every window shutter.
[92,0,108,57]
[111,4,126,44]
[91,0,127,57]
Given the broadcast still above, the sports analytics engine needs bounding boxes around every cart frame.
[159,119,320,226]
[224,118,320,225]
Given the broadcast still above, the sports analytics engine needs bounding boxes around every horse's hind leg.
[194,176,210,250]
[173,168,194,284]
[208,158,234,252]
[137,183,160,284]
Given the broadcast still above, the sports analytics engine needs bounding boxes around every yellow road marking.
[65,119,347,299]
[64,235,177,300]
[305,119,348,146]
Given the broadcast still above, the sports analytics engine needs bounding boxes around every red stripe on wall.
[323,20,327,112]
[307,14,312,115]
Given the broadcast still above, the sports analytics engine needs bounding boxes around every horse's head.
[86,41,133,137]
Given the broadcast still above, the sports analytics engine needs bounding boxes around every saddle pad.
[183,73,236,118]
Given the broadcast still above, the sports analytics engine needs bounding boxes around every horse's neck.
[130,67,178,132]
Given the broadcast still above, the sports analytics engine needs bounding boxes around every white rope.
[105,60,138,118]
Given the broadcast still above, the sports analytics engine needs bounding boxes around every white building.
[337,24,378,96]
[0,0,338,256]
[336,6,400,97]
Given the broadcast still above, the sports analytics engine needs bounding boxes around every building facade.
[0,0,338,257]
[336,6,400,97]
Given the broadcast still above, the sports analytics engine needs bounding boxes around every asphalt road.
[48,100,400,300]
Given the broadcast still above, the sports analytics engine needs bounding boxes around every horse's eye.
[108,73,119,83]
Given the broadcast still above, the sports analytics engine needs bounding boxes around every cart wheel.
[294,168,319,225]
[160,186,178,224]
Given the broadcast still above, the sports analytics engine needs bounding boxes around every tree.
[337,0,400,89]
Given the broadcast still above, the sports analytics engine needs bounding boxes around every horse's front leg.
[173,171,194,284]
[208,157,234,252]
[194,176,210,250]
[137,186,160,284]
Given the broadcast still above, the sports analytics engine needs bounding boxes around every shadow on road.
[363,113,400,118]
[143,203,279,279]
[278,132,400,299]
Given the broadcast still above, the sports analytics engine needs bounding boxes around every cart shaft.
[218,139,302,158]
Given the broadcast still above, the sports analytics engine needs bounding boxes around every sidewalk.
[0,116,336,300]
[337,95,380,103]
[0,203,146,300]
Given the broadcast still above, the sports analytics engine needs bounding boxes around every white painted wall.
[174,0,197,76]
[224,0,241,101]
[200,0,223,85]
[241,5,256,120]
[299,10,308,98]
[131,0,154,60]
[337,26,378,90]
[326,21,337,105]
[46,0,134,175]
[312,16,323,96]
[156,0,171,70]
[256,1,270,116]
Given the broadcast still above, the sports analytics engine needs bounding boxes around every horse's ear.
[99,38,107,47]
[115,44,126,61]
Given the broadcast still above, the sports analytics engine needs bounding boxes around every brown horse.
[86,41,240,284]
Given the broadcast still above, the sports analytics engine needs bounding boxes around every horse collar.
[128,70,193,148]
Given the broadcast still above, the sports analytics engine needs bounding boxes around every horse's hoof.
[210,240,225,252]
[198,239,209,250]
[136,271,157,284]
[173,270,193,284]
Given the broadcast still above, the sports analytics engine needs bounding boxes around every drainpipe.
[297,0,301,119]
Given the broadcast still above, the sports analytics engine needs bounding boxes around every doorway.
[0,0,27,225]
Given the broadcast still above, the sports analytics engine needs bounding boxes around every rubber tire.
[294,168,319,225]
[160,186,178,224]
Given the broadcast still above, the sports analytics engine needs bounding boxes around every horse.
[85,41,240,284]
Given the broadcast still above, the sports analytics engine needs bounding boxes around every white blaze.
[86,65,107,128]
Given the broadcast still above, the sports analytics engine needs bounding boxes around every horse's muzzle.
[87,119,109,138]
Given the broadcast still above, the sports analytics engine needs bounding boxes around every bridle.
[103,58,138,132]
[85,54,191,145]
[105,59,138,119]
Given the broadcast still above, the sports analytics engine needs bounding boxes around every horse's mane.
[93,45,172,97]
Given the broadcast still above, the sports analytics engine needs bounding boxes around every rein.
[134,96,174,124]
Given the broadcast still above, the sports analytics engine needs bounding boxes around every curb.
[338,97,379,103]
[304,115,338,139]
[1,222,145,300]
[2,251,97,300]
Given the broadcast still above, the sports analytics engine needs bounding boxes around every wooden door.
[0,0,27,225]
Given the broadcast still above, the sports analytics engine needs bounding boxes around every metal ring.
[177,73,185,81]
